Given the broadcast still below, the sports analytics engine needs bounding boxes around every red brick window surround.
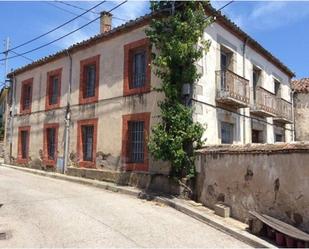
[123,38,151,96]
[17,126,31,163]
[122,112,150,172]
[20,78,33,114]
[79,55,100,105]
[46,68,62,110]
[77,118,98,168]
[43,123,59,166]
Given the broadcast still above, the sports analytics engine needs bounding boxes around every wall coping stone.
[196,142,309,155]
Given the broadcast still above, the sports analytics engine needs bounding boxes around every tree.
[146,1,212,178]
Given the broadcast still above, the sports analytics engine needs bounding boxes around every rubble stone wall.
[195,143,309,232]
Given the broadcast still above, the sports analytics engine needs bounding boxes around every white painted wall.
[193,22,293,145]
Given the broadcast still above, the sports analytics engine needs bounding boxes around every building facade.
[292,78,309,141]
[6,5,294,174]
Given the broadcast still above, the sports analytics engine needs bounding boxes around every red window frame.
[122,112,150,172]
[123,38,151,96]
[43,123,59,166]
[20,78,33,114]
[17,126,31,164]
[77,118,98,168]
[79,55,100,105]
[46,68,62,110]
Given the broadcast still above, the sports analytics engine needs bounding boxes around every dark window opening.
[46,128,56,160]
[49,75,59,105]
[130,50,146,89]
[252,129,263,143]
[128,121,144,163]
[253,68,261,102]
[84,64,96,98]
[275,133,284,142]
[221,122,234,144]
[82,125,94,161]
[22,84,32,110]
[274,80,281,97]
[21,130,29,159]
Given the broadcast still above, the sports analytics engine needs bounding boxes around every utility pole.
[3,37,10,87]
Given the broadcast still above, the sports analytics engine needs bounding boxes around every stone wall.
[195,143,309,232]
[294,93,309,141]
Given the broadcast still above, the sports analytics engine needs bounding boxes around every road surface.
[0,166,250,248]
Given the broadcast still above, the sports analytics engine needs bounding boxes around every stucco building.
[5,5,295,174]
[292,78,309,141]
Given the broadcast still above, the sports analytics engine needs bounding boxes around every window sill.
[16,158,29,164]
[79,96,98,105]
[78,160,96,168]
[45,103,60,111]
[123,86,151,97]
[123,161,148,172]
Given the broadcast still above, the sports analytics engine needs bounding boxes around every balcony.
[273,98,293,124]
[251,87,277,117]
[216,70,250,108]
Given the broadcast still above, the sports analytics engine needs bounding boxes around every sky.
[0,0,308,86]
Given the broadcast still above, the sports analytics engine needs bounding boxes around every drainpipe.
[63,51,72,173]
[242,38,248,144]
[291,88,296,142]
[9,72,16,162]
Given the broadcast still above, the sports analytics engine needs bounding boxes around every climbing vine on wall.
[146,1,212,178]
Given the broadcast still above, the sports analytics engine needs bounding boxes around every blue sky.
[0,1,308,85]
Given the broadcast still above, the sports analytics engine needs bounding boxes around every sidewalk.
[1,163,275,248]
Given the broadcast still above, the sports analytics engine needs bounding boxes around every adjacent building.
[292,78,309,141]
[5,5,295,174]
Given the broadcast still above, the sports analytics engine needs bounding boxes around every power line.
[0,1,127,62]
[45,1,95,22]
[10,50,34,62]
[191,98,293,131]
[55,0,129,22]
[0,1,106,54]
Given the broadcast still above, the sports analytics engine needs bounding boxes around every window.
[253,67,261,102]
[275,133,284,142]
[82,125,94,161]
[17,126,30,163]
[124,38,151,96]
[128,121,144,163]
[221,122,234,144]
[122,113,150,171]
[20,78,33,114]
[79,55,100,104]
[46,68,62,110]
[84,64,96,98]
[274,79,281,97]
[252,129,263,143]
[43,123,59,166]
[131,50,146,89]
[77,119,98,167]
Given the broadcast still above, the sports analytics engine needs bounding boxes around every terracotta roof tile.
[292,78,309,93]
[8,4,295,78]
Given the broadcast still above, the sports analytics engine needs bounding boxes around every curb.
[1,163,275,248]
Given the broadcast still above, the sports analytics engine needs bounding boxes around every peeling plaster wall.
[195,148,309,232]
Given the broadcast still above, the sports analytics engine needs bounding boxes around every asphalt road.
[0,166,251,248]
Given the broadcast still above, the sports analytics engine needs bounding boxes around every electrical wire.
[10,50,34,62]
[0,1,106,54]
[0,1,127,62]
[55,1,129,22]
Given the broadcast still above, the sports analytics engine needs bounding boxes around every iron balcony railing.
[251,87,278,116]
[215,70,250,107]
[275,98,293,123]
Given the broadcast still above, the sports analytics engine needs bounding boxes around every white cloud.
[214,1,309,31]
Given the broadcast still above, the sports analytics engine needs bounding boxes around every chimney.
[100,11,112,33]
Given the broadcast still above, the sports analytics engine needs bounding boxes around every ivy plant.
[146,1,212,178]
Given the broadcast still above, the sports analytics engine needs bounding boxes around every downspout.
[9,72,16,162]
[291,88,296,141]
[242,38,248,144]
[63,50,72,173]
